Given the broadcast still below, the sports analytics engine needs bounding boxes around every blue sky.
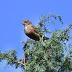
[0,0,72,72]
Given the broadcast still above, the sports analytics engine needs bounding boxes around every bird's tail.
[43,36,49,40]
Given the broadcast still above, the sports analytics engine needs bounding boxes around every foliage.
[0,50,25,70]
[0,14,72,72]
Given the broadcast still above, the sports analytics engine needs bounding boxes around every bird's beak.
[22,23,25,26]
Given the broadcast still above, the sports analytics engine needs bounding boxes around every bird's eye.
[24,21,27,23]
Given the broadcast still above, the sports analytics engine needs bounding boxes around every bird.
[22,19,49,41]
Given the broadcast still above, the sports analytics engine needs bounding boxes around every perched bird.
[22,19,49,41]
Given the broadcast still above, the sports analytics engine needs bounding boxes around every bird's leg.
[39,35,42,42]
[40,35,45,46]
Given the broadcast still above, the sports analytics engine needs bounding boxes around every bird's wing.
[31,26,39,34]
[28,25,40,38]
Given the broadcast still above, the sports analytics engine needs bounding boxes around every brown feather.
[22,19,40,41]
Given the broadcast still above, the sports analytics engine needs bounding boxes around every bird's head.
[22,19,32,26]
